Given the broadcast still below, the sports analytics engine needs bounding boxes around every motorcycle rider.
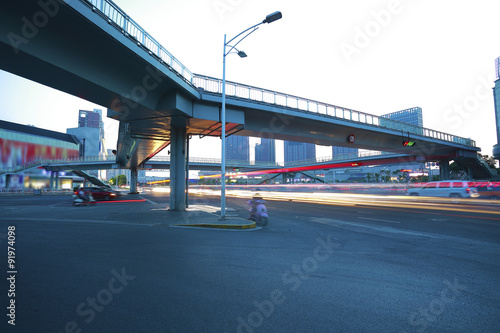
[77,188,92,203]
[248,193,265,220]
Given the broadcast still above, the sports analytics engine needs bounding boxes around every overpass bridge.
[2,151,486,189]
[0,0,494,209]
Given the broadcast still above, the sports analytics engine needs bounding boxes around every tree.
[381,169,391,183]
[117,174,127,186]
[366,172,373,183]
[479,154,497,169]
[110,175,127,187]
[392,170,404,183]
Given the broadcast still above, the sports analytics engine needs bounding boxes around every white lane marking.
[170,225,261,231]
[358,217,400,224]
[140,196,158,205]
[310,217,442,239]
[49,202,69,207]
[0,217,159,226]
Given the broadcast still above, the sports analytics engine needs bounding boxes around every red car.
[74,187,121,201]
[474,182,500,200]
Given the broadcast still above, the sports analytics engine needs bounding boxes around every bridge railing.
[150,151,391,168]
[81,0,194,83]
[149,156,282,167]
[193,74,476,148]
[0,156,117,174]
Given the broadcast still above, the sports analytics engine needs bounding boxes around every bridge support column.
[439,159,451,180]
[129,168,138,194]
[50,171,59,191]
[170,126,187,211]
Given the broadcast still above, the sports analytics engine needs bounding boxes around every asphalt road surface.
[0,191,499,332]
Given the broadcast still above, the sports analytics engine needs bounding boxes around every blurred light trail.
[188,188,500,218]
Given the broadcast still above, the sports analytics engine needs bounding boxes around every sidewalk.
[166,205,256,229]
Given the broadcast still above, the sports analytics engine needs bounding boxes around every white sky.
[1,0,499,161]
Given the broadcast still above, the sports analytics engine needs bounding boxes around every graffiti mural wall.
[0,138,79,169]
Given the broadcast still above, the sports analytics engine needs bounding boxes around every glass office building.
[332,146,358,159]
[381,107,423,127]
[255,138,275,164]
[493,57,500,159]
[284,141,315,165]
[226,135,249,162]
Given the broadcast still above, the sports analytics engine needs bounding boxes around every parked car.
[406,181,479,198]
[74,187,121,201]
[475,183,500,200]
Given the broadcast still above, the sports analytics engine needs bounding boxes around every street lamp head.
[237,50,247,58]
[263,11,282,24]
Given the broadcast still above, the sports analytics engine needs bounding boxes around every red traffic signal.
[402,140,416,147]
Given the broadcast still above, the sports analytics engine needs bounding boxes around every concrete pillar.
[50,171,55,190]
[439,159,451,180]
[170,126,187,211]
[55,172,59,190]
[129,168,138,194]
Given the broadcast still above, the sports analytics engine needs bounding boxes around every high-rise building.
[67,109,106,157]
[496,57,500,81]
[226,135,249,161]
[78,110,100,128]
[380,107,423,127]
[332,146,358,159]
[284,141,315,165]
[255,138,275,164]
[493,57,500,159]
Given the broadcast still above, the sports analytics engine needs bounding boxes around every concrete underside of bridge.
[0,0,489,209]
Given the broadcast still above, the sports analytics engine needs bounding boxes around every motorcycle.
[73,193,96,207]
[248,196,268,226]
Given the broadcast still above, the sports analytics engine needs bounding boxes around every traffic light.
[402,140,416,147]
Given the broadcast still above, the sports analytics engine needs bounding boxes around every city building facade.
[380,107,423,127]
[0,120,80,189]
[67,109,106,157]
[226,135,249,162]
[493,57,500,159]
[255,138,275,164]
[284,141,315,165]
[332,146,358,159]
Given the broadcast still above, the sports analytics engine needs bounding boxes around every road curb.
[174,218,256,230]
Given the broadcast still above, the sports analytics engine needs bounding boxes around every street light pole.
[220,11,282,220]
[221,33,227,220]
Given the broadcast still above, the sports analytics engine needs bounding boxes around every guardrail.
[0,156,117,174]
[81,0,194,84]
[1,152,391,174]
[148,156,281,167]
[149,151,390,167]
[193,74,476,148]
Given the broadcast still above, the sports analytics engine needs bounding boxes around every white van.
[406,181,479,198]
